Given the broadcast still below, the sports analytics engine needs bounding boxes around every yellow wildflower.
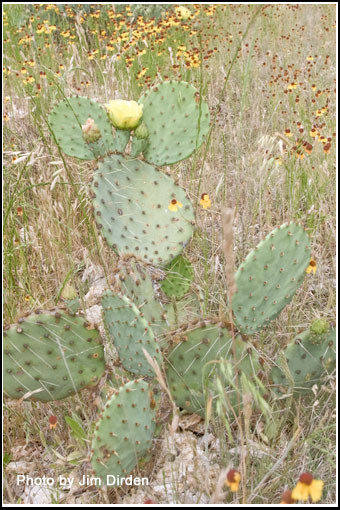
[168,199,183,212]
[291,473,324,503]
[306,259,317,274]
[225,469,241,492]
[200,193,211,209]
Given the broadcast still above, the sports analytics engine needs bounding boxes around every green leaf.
[64,416,87,440]
[3,452,12,468]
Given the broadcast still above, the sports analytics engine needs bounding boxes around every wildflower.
[280,489,295,504]
[105,100,143,130]
[200,193,211,209]
[287,82,297,90]
[323,143,331,154]
[48,415,58,429]
[291,473,324,503]
[225,469,241,492]
[175,6,191,20]
[168,199,183,212]
[306,259,317,275]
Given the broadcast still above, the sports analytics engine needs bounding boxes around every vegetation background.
[3,3,336,505]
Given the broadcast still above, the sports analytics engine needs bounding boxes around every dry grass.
[3,3,336,505]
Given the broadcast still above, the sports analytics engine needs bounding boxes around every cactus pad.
[232,223,311,335]
[91,379,156,483]
[49,97,115,160]
[90,154,195,266]
[271,326,336,395]
[160,255,194,299]
[102,291,163,377]
[111,257,168,340]
[3,310,105,402]
[165,322,261,416]
[137,81,210,166]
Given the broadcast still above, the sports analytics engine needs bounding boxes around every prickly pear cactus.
[165,322,261,416]
[232,223,311,335]
[134,81,210,166]
[111,256,168,340]
[90,154,194,266]
[160,254,194,299]
[91,379,156,482]
[102,291,163,377]
[48,97,115,160]
[3,309,105,402]
[271,325,336,395]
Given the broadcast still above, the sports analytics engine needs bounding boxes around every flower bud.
[82,118,102,143]
[134,121,149,140]
[105,99,143,130]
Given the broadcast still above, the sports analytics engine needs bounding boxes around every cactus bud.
[82,118,102,143]
[105,100,143,130]
[134,121,149,140]
[310,318,330,335]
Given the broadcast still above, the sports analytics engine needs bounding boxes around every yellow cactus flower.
[291,473,324,503]
[306,259,317,274]
[105,100,143,130]
[200,193,211,209]
[175,6,191,20]
[168,199,183,212]
[225,469,241,492]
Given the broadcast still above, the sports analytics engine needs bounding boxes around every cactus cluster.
[3,79,335,487]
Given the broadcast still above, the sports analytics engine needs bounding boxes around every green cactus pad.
[114,129,130,153]
[102,291,163,377]
[49,97,115,160]
[271,327,336,395]
[91,379,156,483]
[165,323,261,416]
[232,223,311,335]
[111,257,168,340]
[3,310,105,402]
[160,255,194,299]
[137,81,210,166]
[90,154,194,266]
